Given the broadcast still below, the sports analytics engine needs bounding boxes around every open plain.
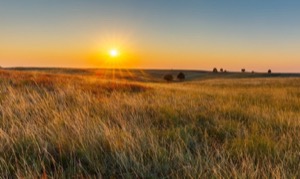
[0,68,300,178]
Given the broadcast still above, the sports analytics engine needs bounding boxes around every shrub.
[220,68,224,72]
[241,69,246,73]
[163,74,173,82]
[213,68,218,73]
[177,72,185,81]
[268,69,272,74]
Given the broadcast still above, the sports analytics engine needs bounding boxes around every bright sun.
[109,49,119,57]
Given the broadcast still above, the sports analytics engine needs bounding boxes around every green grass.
[0,69,300,178]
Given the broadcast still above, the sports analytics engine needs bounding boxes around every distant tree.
[220,68,224,72]
[163,74,173,82]
[268,69,272,74]
[252,71,255,74]
[224,70,227,73]
[241,69,246,73]
[177,72,185,81]
[213,68,218,73]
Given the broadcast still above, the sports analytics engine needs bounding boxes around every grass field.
[0,68,300,178]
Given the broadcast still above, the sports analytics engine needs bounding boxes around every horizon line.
[2,66,300,74]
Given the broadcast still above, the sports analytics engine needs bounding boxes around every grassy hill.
[0,68,300,178]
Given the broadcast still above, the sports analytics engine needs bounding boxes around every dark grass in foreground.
[0,69,300,178]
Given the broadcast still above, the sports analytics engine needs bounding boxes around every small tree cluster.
[213,68,228,73]
[177,72,185,81]
[163,72,186,82]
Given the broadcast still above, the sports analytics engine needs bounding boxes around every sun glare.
[109,49,119,57]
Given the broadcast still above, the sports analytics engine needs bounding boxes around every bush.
[177,72,185,81]
[268,69,272,74]
[220,68,224,72]
[213,68,218,73]
[163,74,173,82]
[241,69,246,73]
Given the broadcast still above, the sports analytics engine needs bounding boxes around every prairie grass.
[0,69,300,178]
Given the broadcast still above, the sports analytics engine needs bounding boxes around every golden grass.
[0,69,300,178]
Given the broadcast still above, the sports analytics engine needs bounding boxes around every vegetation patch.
[83,82,150,96]
[1,70,300,177]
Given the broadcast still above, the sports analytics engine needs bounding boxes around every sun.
[109,49,119,57]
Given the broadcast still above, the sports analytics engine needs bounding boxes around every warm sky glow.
[1,1,300,72]
[109,49,119,58]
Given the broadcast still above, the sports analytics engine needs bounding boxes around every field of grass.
[0,68,300,178]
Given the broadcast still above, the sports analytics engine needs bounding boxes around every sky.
[0,0,300,72]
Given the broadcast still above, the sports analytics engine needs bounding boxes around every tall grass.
[0,69,300,178]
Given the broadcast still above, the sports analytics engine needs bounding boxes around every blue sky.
[0,0,300,71]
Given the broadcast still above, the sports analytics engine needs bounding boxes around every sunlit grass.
[0,69,300,178]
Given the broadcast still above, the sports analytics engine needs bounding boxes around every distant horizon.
[2,65,300,74]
